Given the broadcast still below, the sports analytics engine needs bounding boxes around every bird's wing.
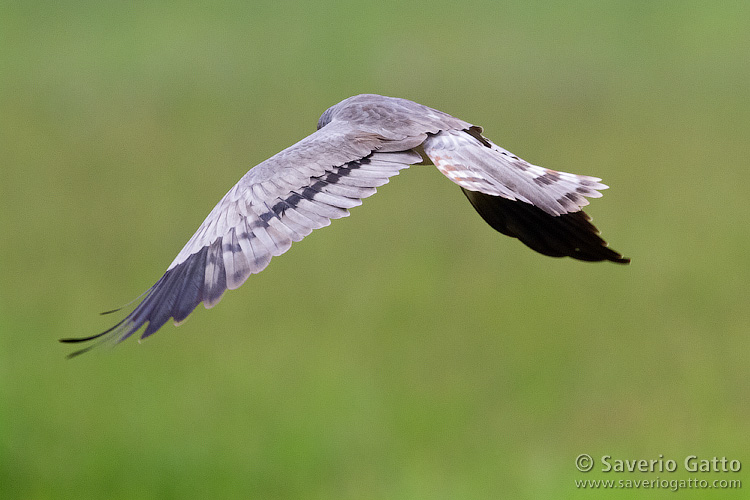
[460,188,630,263]
[422,128,629,263]
[62,122,423,356]
[422,128,608,216]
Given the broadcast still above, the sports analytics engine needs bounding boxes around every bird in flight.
[61,94,628,357]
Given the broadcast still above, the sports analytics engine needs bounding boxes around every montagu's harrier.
[62,94,628,357]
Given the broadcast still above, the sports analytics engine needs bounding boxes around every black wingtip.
[59,332,107,344]
[461,188,629,264]
[100,307,122,316]
[59,316,130,359]
[63,344,98,359]
[61,247,212,358]
[60,331,109,359]
[60,316,126,345]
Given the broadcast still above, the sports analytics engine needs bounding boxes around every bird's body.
[62,94,628,356]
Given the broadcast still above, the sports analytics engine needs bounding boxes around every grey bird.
[62,94,629,357]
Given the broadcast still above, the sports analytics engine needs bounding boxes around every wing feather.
[422,129,608,216]
[421,128,627,263]
[461,188,629,263]
[61,123,424,355]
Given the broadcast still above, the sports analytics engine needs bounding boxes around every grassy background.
[2,1,749,498]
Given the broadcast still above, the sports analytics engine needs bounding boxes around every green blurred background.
[2,1,748,498]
